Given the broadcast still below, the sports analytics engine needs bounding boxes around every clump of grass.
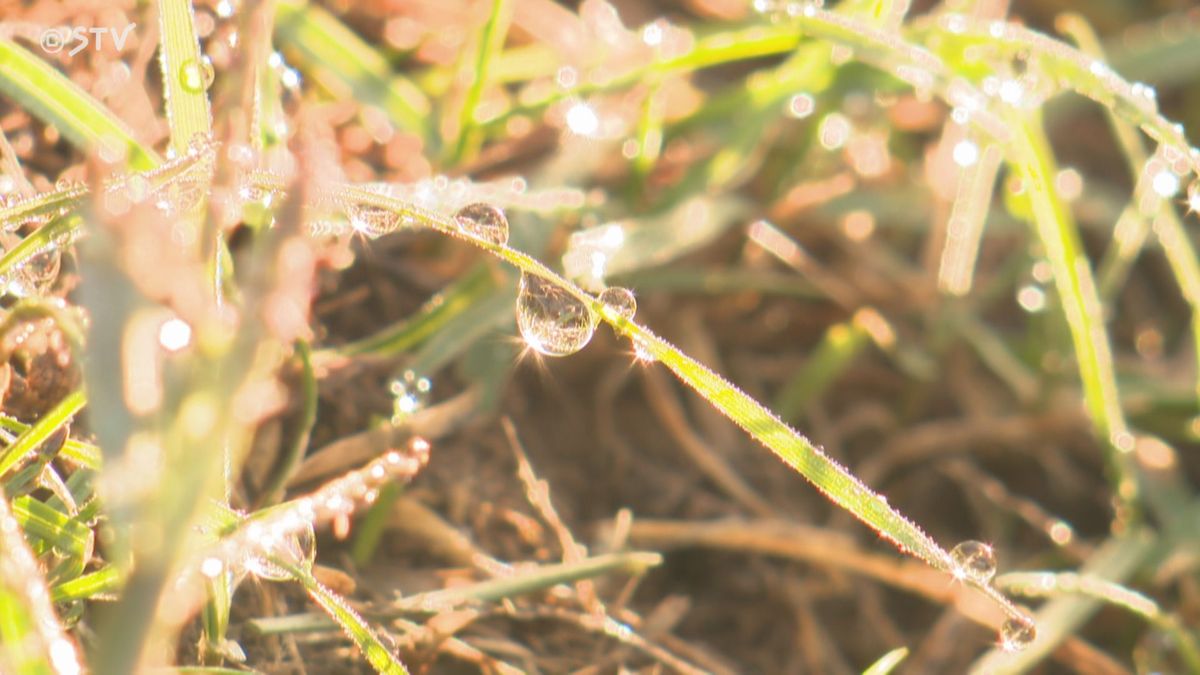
[0,0,1198,672]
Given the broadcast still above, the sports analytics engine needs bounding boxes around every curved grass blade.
[326,183,1033,628]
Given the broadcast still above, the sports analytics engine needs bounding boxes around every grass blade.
[274,0,430,137]
[0,38,159,171]
[1006,113,1136,516]
[157,0,213,155]
[0,389,85,480]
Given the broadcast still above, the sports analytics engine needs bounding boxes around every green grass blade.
[0,389,86,480]
[0,489,81,675]
[775,313,871,421]
[51,566,123,603]
[157,0,213,155]
[256,341,317,507]
[397,551,663,610]
[11,496,91,561]
[448,0,511,163]
[274,0,430,137]
[0,38,159,171]
[324,263,497,360]
[282,561,409,675]
[0,416,100,471]
[1007,113,1136,516]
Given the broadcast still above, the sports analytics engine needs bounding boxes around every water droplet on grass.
[1000,617,1036,652]
[348,202,400,237]
[179,57,215,93]
[516,273,596,357]
[599,286,636,320]
[950,540,997,583]
[453,203,509,245]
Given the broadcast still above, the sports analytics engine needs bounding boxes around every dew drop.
[598,286,636,320]
[1000,617,1036,652]
[246,522,316,581]
[453,202,509,245]
[391,369,432,420]
[347,202,400,238]
[516,273,597,357]
[950,540,997,583]
[1189,181,1200,213]
[179,57,215,93]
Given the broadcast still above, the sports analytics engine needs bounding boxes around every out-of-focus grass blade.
[448,0,511,163]
[397,551,663,610]
[862,647,908,675]
[0,39,160,171]
[776,312,872,421]
[323,264,497,360]
[562,196,745,289]
[256,341,317,507]
[275,0,430,137]
[1007,114,1136,515]
[248,551,664,634]
[0,389,86,480]
[157,0,212,155]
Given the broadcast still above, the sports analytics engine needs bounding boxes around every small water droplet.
[391,370,432,420]
[246,522,316,581]
[1000,617,1036,652]
[453,203,509,245]
[348,202,400,238]
[516,273,597,357]
[599,286,636,320]
[1188,181,1200,213]
[179,57,215,93]
[950,540,997,583]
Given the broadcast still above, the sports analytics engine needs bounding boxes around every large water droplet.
[599,286,636,320]
[391,369,431,421]
[516,273,596,357]
[453,202,509,245]
[347,202,400,238]
[179,57,215,93]
[1000,617,1036,652]
[950,540,997,583]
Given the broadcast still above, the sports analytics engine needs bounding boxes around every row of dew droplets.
[949,540,1037,652]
